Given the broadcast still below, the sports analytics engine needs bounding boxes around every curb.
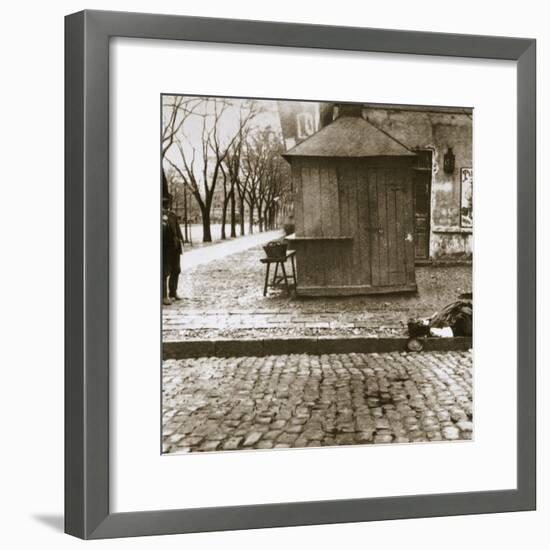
[163,336,472,359]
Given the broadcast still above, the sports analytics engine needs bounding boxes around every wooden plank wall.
[367,170,381,287]
[292,157,415,292]
[356,163,372,286]
[298,159,341,237]
[292,160,304,235]
[402,168,416,284]
[295,158,364,289]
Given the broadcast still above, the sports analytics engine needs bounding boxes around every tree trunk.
[183,184,189,242]
[162,168,169,197]
[230,187,237,238]
[248,204,254,234]
[221,199,227,240]
[201,207,212,242]
[257,204,263,232]
[239,196,245,236]
[264,205,271,230]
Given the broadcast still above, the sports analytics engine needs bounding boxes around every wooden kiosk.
[283,105,418,296]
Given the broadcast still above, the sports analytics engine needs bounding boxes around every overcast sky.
[162,95,322,188]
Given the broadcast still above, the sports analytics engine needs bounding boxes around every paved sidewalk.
[163,243,471,340]
[162,350,473,453]
[180,229,283,271]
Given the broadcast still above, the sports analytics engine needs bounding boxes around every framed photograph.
[65,10,536,539]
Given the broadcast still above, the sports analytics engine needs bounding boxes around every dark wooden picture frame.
[65,10,536,539]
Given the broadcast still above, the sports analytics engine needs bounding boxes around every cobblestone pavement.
[162,350,473,453]
[163,243,472,340]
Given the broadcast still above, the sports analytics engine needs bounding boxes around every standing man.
[162,193,184,306]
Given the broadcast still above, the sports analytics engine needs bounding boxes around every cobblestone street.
[162,350,473,453]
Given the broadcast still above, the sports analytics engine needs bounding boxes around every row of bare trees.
[162,96,291,243]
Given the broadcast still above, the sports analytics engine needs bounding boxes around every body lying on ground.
[408,292,472,338]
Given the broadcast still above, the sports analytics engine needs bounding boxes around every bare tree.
[241,128,290,233]
[161,96,201,160]
[219,104,257,239]
[223,122,248,238]
[164,167,197,243]
[219,163,230,240]
[161,95,202,236]
[241,131,271,234]
[164,98,256,243]
[234,163,248,237]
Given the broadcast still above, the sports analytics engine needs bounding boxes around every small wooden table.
[260,250,297,296]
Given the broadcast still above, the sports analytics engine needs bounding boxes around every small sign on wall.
[460,167,473,228]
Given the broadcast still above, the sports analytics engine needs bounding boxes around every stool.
[260,250,297,296]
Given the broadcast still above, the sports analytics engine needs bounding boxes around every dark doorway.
[413,150,432,260]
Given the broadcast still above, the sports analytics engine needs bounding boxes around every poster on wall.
[460,167,473,228]
[277,100,321,151]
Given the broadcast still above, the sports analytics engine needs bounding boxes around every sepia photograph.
[161,95,473,454]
